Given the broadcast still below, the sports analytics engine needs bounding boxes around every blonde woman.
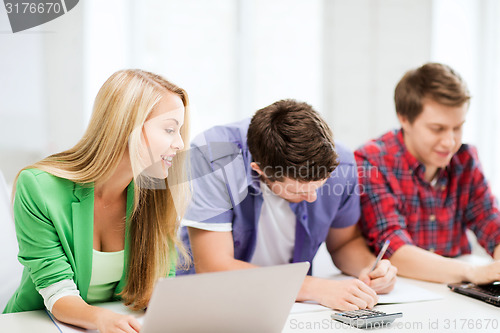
[3,69,190,333]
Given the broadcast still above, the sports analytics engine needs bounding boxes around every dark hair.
[394,63,471,123]
[247,99,339,182]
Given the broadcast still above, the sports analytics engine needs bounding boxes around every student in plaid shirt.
[355,63,500,284]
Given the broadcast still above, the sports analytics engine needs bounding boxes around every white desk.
[1,276,499,333]
[1,310,61,332]
[283,277,500,333]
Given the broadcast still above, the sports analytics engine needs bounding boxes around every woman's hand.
[95,308,142,333]
[51,296,142,333]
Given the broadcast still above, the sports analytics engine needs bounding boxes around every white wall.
[127,0,241,137]
[323,0,432,150]
[0,3,85,183]
[125,0,323,138]
[432,0,500,197]
[123,0,432,150]
[83,0,132,126]
[0,7,46,181]
[1,0,498,200]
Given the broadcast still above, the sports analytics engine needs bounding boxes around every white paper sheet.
[290,302,330,314]
[291,276,443,314]
[377,278,443,304]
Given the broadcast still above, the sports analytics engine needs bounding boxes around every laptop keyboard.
[471,283,500,297]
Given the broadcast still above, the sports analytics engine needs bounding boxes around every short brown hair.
[395,63,471,123]
[247,99,339,182]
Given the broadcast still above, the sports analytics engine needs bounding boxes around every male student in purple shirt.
[179,99,396,311]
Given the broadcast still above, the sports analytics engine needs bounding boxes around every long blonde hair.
[14,69,191,309]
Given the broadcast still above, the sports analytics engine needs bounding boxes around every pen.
[370,239,390,272]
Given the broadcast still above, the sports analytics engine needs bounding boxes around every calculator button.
[331,309,403,329]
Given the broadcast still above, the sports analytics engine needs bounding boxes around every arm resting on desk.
[51,296,141,333]
[187,228,256,272]
[390,244,500,284]
[188,227,379,311]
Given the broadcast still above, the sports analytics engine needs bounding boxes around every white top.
[86,249,124,303]
[89,249,124,285]
[250,181,296,266]
[38,279,81,312]
[38,249,124,311]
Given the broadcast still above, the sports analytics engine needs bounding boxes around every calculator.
[331,309,403,329]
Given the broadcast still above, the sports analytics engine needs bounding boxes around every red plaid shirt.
[355,129,500,258]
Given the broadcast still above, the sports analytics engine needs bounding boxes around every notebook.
[142,262,310,333]
[448,281,500,307]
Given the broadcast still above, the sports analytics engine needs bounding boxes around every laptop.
[448,281,500,307]
[141,262,310,333]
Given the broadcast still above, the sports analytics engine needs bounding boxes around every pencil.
[370,239,390,272]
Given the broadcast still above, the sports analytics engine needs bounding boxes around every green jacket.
[3,169,175,313]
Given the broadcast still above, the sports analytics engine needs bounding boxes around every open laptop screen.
[142,262,310,333]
